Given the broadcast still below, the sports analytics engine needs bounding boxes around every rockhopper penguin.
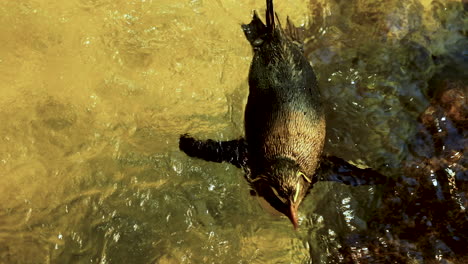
[179,0,385,229]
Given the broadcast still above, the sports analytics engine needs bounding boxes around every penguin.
[179,0,385,229]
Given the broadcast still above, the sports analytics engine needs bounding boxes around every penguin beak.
[286,204,299,229]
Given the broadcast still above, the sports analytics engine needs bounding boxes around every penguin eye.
[297,171,311,183]
[270,186,287,204]
[293,181,301,203]
[250,177,262,183]
[250,175,266,183]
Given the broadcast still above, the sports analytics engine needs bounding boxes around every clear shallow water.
[0,0,466,263]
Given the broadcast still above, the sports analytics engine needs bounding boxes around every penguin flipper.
[179,134,248,168]
[317,156,388,186]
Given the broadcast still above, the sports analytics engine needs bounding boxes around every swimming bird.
[179,0,384,229]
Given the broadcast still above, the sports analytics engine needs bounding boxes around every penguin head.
[250,158,312,229]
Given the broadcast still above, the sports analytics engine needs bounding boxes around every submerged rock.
[338,80,467,263]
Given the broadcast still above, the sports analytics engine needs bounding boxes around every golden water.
[0,0,313,263]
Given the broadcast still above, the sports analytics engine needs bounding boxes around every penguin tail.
[266,0,275,33]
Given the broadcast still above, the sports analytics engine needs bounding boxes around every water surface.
[0,0,466,263]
